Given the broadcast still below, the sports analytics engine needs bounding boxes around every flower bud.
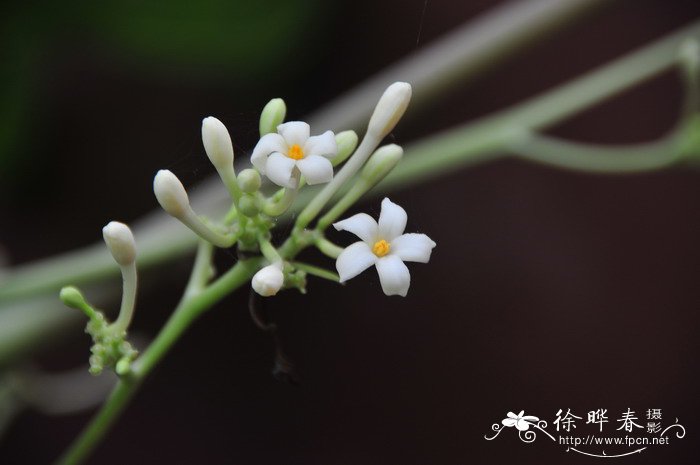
[238,193,260,217]
[259,98,287,136]
[153,169,190,218]
[60,286,88,309]
[361,144,403,183]
[202,117,234,171]
[331,130,359,166]
[366,82,412,140]
[102,221,136,266]
[251,263,284,297]
[237,168,262,193]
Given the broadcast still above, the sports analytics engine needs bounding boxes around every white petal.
[297,155,333,185]
[507,412,518,419]
[375,255,410,297]
[333,213,378,244]
[251,133,285,173]
[278,121,309,147]
[390,233,436,263]
[522,415,539,422]
[336,241,377,282]
[502,419,517,427]
[265,152,298,188]
[304,130,337,158]
[378,197,407,240]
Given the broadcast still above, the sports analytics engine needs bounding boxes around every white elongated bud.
[102,221,136,266]
[251,263,284,297]
[361,144,403,183]
[153,169,190,218]
[202,117,234,171]
[366,82,412,140]
[259,98,287,136]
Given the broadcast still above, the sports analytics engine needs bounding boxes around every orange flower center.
[288,144,304,160]
[372,239,390,257]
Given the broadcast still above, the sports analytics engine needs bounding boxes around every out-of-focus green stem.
[506,132,683,173]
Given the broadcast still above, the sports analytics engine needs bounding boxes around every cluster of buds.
[60,222,139,375]
[150,81,435,299]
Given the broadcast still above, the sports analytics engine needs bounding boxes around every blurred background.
[2,0,700,463]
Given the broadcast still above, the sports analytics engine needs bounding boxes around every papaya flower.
[334,198,436,297]
[251,121,337,188]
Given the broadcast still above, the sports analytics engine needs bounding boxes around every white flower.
[251,121,337,188]
[502,411,539,431]
[333,198,436,297]
[252,262,284,297]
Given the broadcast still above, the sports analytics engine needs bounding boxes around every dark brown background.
[1,0,700,463]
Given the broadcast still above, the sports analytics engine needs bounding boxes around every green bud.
[331,130,359,166]
[259,98,286,136]
[238,193,260,217]
[115,357,131,376]
[360,144,403,183]
[237,168,262,193]
[60,286,96,319]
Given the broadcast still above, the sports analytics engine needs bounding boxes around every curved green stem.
[506,132,683,173]
[315,238,343,259]
[110,263,137,334]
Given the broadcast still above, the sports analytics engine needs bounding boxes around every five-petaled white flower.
[251,121,337,188]
[333,198,436,297]
[502,411,539,431]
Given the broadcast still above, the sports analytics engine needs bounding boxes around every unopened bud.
[102,221,136,266]
[202,117,234,171]
[259,98,287,136]
[238,193,260,217]
[60,286,88,310]
[361,144,403,183]
[153,169,190,218]
[366,82,412,140]
[331,130,359,166]
[237,168,262,193]
[251,263,284,297]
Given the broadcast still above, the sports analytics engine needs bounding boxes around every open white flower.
[251,121,337,188]
[333,198,436,297]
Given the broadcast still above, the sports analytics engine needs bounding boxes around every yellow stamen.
[288,144,304,160]
[372,239,390,257]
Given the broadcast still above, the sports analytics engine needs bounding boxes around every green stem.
[110,263,137,334]
[290,261,340,282]
[506,132,683,173]
[315,238,343,259]
[55,257,263,465]
[183,240,214,297]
